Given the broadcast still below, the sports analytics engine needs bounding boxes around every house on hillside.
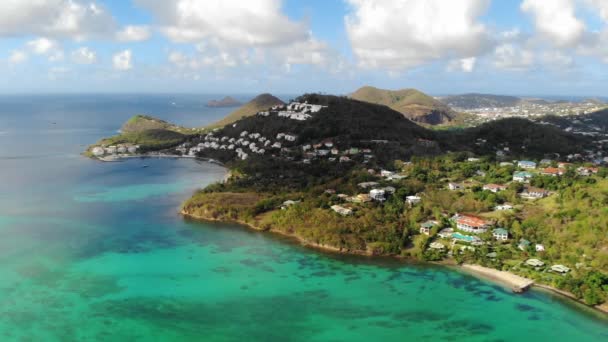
[551,265,571,273]
[483,184,508,193]
[518,160,537,169]
[369,189,386,202]
[540,167,565,177]
[455,214,491,234]
[448,182,463,191]
[518,239,531,251]
[406,196,421,205]
[331,205,353,216]
[420,221,438,236]
[438,228,454,239]
[494,203,513,211]
[526,259,545,267]
[520,187,549,199]
[492,228,509,241]
[513,171,533,182]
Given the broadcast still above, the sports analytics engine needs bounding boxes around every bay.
[0,95,606,341]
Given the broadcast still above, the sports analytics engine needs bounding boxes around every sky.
[1,0,608,96]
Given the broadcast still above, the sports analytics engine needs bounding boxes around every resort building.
[331,205,353,216]
[406,196,421,205]
[492,228,509,241]
[513,171,534,183]
[520,187,550,199]
[535,244,545,252]
[494,203,513,211]
[483,184,508,193]
[518,239,531,251]
[551,265,571,274]
[526,259,545,267]
[448,182,463,191]
[540,167,565,177]
[455,214,491,234]
[369,189,386,202]
[518,160,537,169]
[429,242,445,250]
[419,221,438,236]
[438,228,454,239]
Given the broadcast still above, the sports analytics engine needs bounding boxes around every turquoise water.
[0,95,607,341]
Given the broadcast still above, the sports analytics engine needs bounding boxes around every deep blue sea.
[0,94,607,341]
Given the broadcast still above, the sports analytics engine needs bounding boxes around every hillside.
[443,118,591,158]
[120,114,194,135]
[439,93,522,109]
[207,93,284,128]
[206,96,242,108]
[350,86,456,125]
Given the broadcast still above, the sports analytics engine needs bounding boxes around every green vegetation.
[207,93,284,128]
[183,153,608,306]
[99,129,188,152]
[350,86,456,125]
[121,115,196,134]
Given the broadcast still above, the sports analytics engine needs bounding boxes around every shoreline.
[93,153,225,167]
[181,209,608,316]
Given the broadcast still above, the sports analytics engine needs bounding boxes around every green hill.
[350,86,456,125]
[207,93,284,128]
[121,115,194,135]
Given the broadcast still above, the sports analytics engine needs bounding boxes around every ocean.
[0,94,606,341]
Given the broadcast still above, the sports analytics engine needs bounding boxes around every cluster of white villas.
[258,102,326,121]
[179,130,299,161]
[91,144,139,157]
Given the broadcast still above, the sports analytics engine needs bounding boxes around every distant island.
[206,96,242,108]
[85,91,608,314]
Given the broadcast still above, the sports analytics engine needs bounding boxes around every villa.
[448,182,463,191]
[494,203,513,211]
[483,184,508,193]
[420,221,438,236]
[438,228,454,239]
[455,214,491,234]
[429,242,445,250]
[369,189,386,202]
[536,244,545,252]
[406,196,421,205]
[526,259,545,267]
[518,239,531,251]
[540,167,565,176]
[331,205,353,216]
[520,187,549,199]
[551,265,571,274]
[518,160,537,169]
[492,228,509,241]
[513,171,533,182]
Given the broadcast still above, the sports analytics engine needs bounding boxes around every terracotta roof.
[457,214,488,228]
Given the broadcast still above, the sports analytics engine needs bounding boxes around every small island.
[206,96,242,108]
[86,92,608,313]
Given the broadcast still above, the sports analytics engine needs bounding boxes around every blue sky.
[1,0,608,96]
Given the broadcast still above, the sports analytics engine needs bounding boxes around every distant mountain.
[206,96,242,108]
[439,93,522,109]
[350,86,456,125]
[207,93,284,128]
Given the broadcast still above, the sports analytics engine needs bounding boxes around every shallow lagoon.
[0,95,606,341]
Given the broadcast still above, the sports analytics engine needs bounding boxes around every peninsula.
[206,96,242,108]
[86,92,608,313]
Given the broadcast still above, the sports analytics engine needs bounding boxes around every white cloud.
[71,47,97,64]
[493,43,534,71]
[116,25,151,42]
[0,1,115,40]
[541,51,574,69]
[26,37,57,54]
[26,37,64,61]
[448,57,477,72]
[345,0,492,70]
[8,50,28,64]
[113,50,133,71]
[137,0,308,46]
[521,0,585,47]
